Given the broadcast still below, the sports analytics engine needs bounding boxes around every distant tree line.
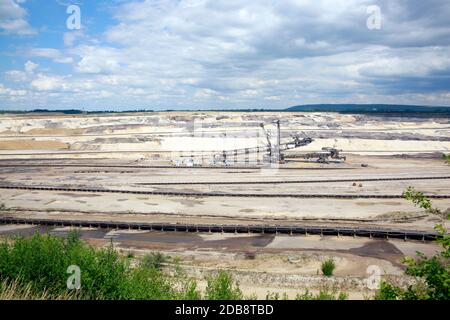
[1,104,449,115]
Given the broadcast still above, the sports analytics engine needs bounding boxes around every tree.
[375,188,449,300]
[402,186,446,217]
[443,154,450,164]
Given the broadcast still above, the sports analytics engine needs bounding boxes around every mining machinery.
[210,120,313,165]
[286,147,346,163]
[190,120,344,166]
[259,120,313,163]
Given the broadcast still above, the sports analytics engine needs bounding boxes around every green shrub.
[321,258,335,277]
[205,270,243,300]
[402,186,442,215]
[0,233,242,300]
[0,278,78,300]
[296,287,348,300]
[375,189,450,300]
[0,232,353,300]
[374,281,402,300]
[265,292,288,300]
[0,232,129,299]
[0,232,193,299]
[443,154,450,164]
[141,252,166,270]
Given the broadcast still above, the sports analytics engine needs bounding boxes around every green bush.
[396,225,450,300]
[296,287,348,300]
[374,281,403,300]
[0,232,355,300]
[205,270,243,300]
[402,186,442,215]
[265,292,288,300]
[375,189,450,300]
[0,232,129,299]
[141,252,166,270]
[443,154,450,164]
[321,258,335,277]
[0,232,186,299]
[403,187,433,210]
[0,232,242,300]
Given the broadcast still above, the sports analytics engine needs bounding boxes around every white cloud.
[5,70,27,82]
[264,96,281,101]
[31,74,64,91]
[356,47,450,78]
[24,60,38,73]
[0,0,36,35]
[2,0,450,109]
[29,48,74,64]
[74,46,121,74]
[0,84,27,96]
[195,88,218,98]
[63,31,84,47]
[4,60,37,83]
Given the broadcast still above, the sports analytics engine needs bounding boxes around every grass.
[141,252,167,270]
[373,188,450,300]
[0,232,350,300]
[321,258,336,277]
[205,270,243,300]
[0,232,258,300]
[444,154,450,164]
[0,232,203,299]
[265,287,348,300]
[296,287,348,300]
[0,279,77,300]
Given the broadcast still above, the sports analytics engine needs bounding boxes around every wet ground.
[1,223,443,299]
[1,155,449,225]
[0,224,439,264]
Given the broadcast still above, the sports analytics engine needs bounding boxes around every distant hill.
[285,104,450,114]
[1,104,450,114]
[0,109,154,114]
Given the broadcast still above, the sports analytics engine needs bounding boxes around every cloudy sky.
[0,0,449,110]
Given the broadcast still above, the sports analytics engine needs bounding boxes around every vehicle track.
[0,216,440,241]
[0,164,354,170]
[1,165,449,184]
[135,175,450,185]
[0,149,448,155]
[1,184,449,199]
[1,126,448,138]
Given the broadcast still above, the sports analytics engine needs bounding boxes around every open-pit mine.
[0,111,449,298]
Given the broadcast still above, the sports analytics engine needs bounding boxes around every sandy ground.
[0,111,448,299]
[0,224,441,299]
[0,140,69,150]
[0,155,449,227]
[0,112,449,158]
[1,189,449,224]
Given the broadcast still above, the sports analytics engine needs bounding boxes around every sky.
[0,0,449,111]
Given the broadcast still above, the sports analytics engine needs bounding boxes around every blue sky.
[0,0,449,110]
